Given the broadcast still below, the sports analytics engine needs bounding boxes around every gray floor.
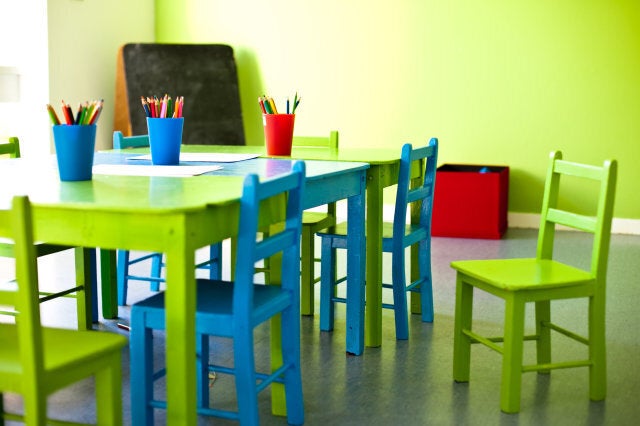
[2,228,639,425]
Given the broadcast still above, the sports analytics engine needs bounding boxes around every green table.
[0,154,367,424]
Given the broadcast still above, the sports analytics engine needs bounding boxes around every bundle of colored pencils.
[258,92,301,115]
[46,99,104,126]
[141,95,184,118]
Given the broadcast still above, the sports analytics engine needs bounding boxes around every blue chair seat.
[135,279,293,334]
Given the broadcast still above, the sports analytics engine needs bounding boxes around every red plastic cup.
[263,114,295,156]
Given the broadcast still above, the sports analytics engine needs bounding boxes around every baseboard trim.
[333,204,640,236]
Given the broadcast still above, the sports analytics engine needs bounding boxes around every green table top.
[107,144,401,164]
[0,153,368,212]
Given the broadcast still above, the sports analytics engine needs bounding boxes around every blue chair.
[130,161,306,425]
[244,131,339,312]
[317,139,438,340]
[0,136,98,327]
[112,131,223,305]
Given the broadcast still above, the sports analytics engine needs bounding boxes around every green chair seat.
[451,258,594,291]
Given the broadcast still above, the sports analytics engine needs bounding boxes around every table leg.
[346,174,366,355]
[164,244,197,425]
[267,222,287,416]
[365,166,383,348]
[99,248,118,319]
[75,247,96,329]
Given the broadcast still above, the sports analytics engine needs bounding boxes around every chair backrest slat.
[292,131,338,150]
[254,228,300,262]
[113,131,150,149]
[554,159,603,180]
[546,208,597,233]
[537,151,617,282]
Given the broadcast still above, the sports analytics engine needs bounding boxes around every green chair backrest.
[292,130,338,150]
[113,130,149,149]
[0,136,21,158]
[0,196,46,379]
[536,151,617,282]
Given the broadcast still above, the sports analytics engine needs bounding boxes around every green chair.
[112,131,223,305]
[0,195,128,425]
[450,151,617,413]
[0,137,96,329]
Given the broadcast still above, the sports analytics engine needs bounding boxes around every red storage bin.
[431,164,509,239]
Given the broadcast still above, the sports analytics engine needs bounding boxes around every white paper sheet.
[93,164,222,177]
[128,153,261,163]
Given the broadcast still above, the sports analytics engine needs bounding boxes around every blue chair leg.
[88,248,99,323]
[130,309,155,426]
[149,254,163,292]
[197,333,210,409]
[116,249,129,306]
[208,243,223,280]
[419,240,434,323]
[319,236,336,331]
[391,250,409,340]
[234,330,259,425]
[281,304,304,425]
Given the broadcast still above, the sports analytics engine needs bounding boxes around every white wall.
[0,0,49,158]
[1,0,155,156]
[47,0,155,152]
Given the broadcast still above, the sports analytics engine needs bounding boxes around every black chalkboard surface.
[121,43,245,145]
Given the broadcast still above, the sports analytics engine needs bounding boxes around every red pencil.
[61,100,74,125]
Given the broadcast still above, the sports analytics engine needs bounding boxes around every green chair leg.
[500,296,526,414]
[453,277,473,383]
[96,352,123,425]
[300,225,315,315]
[589,295,607,401]
[535,300,552,373]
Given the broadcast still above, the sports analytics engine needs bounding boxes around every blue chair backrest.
[113,131,150,149]
[233,161,306,315]
[392,138,439,250]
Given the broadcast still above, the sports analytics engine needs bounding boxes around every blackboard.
[118,43,245,146]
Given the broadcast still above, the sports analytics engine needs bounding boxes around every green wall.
[156,0,639,219]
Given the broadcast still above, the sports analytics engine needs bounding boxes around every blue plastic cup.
[52,124,97,181]
[147,117,184,165]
